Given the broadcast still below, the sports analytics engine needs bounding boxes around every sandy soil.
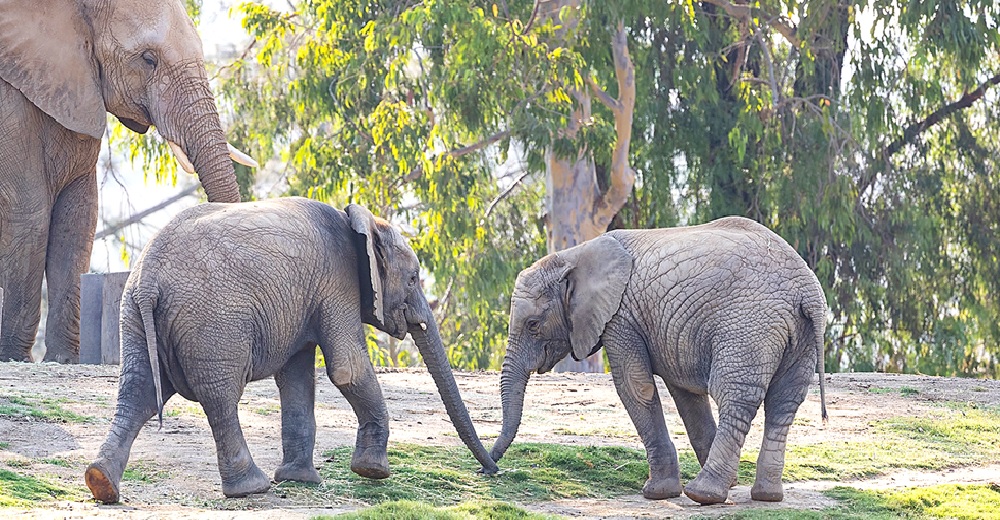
[1,362,999,519]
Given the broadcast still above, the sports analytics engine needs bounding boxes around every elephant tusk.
[166,141,196,174]
[227,143,259,168]
[419,322,427,331]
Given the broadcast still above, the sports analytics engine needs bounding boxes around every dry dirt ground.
[2,362,999,519]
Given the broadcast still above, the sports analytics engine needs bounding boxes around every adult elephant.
[489,217,828,505]
[85,199,499,501]
[0,0,255,363]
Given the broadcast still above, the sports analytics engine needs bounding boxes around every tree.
[214,0,1000,377]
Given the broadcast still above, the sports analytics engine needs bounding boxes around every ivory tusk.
[166,141,196,173]
[419,322,427,331]
[227,143,259,168]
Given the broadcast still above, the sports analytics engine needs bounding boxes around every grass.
[37,458,73,468]
[254,403,282,416]
[867,386,920,396]
[273,442,650,507]
[0,394,91,423]
[0,442,9,450]
[318,500,558,519]
[123,460,170,483]
[0,468,85,507]
[738,403,1000,483]
[716,484,1000,519]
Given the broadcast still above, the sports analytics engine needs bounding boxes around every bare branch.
[94,184,199,241]
[447,129,511,158]
[700,0,800,47]
[482,170,533,223]
[886,71,1000,156]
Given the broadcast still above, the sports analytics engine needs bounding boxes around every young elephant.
[85,198,498,502]
[490,217,827,505]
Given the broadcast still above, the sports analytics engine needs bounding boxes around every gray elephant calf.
[490,217,827,505]
[86,198,498,502]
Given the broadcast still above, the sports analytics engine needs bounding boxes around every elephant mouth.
[116,115,150,134]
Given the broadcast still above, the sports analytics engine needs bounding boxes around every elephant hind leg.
[751,359,813,502]
[665,384,716,468]
[88,324,176,503]
[274,344,321,484]
[685,341,777,505]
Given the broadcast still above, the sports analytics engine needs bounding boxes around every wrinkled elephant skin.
[0,0,244,364]
[491,217,828,505]
[85,198,498,502]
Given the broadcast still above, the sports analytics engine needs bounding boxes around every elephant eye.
[408,272,418,287]
[525,318,541,334]
[141,50,158,69]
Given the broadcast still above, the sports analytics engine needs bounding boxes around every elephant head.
[0,0,253,202]
[491,235,632,463]
[346,204,500,474]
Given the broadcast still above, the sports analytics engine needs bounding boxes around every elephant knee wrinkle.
[332,366,354,386]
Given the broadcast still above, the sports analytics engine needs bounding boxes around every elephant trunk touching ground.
[405,292,499,474]
[490,353,531,463]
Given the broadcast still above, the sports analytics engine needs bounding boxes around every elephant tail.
[805,298,828,424]
[136,293,164,429]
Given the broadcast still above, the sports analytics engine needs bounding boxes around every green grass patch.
[123,460,170,483]
[37,458,73,468]
[0,442,9,450]
[321,499,557,519]
[281,442,649,507]
[738,403,1000,483]
[717,484,1000,519]
[867,386,919,396]
[253,403,282,416]
[0,394,91,423]
[0,468,84,507]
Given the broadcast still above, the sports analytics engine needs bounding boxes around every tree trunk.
[546,13,636,373]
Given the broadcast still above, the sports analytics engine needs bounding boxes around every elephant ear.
[346,204,385,326]
[559,235,632,361]
[0,0,106,139]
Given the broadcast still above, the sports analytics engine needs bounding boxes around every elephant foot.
[351,421,390,479]
[274,462,321,484]
[350,448,390,479]
[642,476,682,500]
[85,462,120,504]
[683,473,731,505]
[221,464,271,498]
[750,481,784,502]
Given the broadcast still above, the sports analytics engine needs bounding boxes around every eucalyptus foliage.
[194,0,998,375]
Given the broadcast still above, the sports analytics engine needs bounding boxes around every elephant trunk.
[407,297,499,474]
[491,354,530,463]
[155,71,241,203]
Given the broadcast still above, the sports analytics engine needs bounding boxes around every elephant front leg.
[320,317,390,479]
[605,336,682,500]
[273,344,321,484]
[43,173,99,363]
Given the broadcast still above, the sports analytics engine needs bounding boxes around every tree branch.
[482,170,533,223]
[885,71,1000,156]
[591,21,636,231]
[585,76,621,113]
[94,184,199,241]
[447,129,511,158]
[700,0,800,47]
